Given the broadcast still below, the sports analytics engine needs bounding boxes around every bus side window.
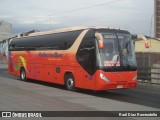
[76,38,96,75]
[63,42,71,49]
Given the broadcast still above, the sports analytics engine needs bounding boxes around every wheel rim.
[67,78,74,89]
[21,71,25,80]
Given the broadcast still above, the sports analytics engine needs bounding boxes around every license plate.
[117,85,123,89]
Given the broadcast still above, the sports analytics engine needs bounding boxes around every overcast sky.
[0,0,154,36]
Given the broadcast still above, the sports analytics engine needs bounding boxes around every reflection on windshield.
[118,34,136,67]
[100,33,120,67]
[98,32,137,71]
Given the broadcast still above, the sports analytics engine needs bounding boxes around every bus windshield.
[98,32,137,71]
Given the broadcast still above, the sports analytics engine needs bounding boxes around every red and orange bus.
[8,26,144,91]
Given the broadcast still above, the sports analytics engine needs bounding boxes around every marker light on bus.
[100,73,110,82]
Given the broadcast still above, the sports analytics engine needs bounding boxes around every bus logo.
[39,52,63,59]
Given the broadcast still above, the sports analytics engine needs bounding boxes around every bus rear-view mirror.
[98,40,104,49]
[95,32,104,49]
[137,34,149,48]
[145,40,149,48]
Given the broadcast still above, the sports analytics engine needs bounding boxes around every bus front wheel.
[20,68,27,81]
[65,74,76,91]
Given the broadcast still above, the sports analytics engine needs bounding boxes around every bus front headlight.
[100,73,110,82]
[132,75,137,81]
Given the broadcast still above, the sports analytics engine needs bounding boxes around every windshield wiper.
[113,55,120,67]
[125,40,131,48]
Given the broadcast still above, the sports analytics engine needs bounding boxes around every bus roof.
[28,26,89,37]
[28,26,126,37]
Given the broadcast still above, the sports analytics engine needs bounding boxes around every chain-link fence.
[136,52,160,85]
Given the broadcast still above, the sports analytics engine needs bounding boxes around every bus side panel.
[50,65,64,85]
[8,59,17,76]
[11,51,28,77]
[83,71,96,90]
[33,64,44,81]
[45,65,64,85]
[9,59,19,76]
[8,61,14,74]
[74,67,84,88]
[25,51,33,79]
[26,63,34,79]
[43,65,54,83]
[8,52,14,74]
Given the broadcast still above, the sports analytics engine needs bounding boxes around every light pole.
[149,13,155,66]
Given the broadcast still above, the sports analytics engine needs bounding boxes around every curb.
[137,83,160,92]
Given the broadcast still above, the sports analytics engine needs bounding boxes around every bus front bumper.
[96,81,137,90]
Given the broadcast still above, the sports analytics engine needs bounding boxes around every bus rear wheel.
[65,74,76,91]
[20,68,27,81]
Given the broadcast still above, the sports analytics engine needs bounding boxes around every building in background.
[0,20,12,41]
[135,38,160,66]
[0,20,12,63]
[155,0,160,38]
[0,20,36,63]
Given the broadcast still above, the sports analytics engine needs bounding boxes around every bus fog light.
[100,73,110,82]
[133,75,137,81]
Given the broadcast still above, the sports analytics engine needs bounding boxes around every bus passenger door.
[76,38,96,90]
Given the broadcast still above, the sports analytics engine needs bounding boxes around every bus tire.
[65,73,76,91]
[20,68,27,81]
